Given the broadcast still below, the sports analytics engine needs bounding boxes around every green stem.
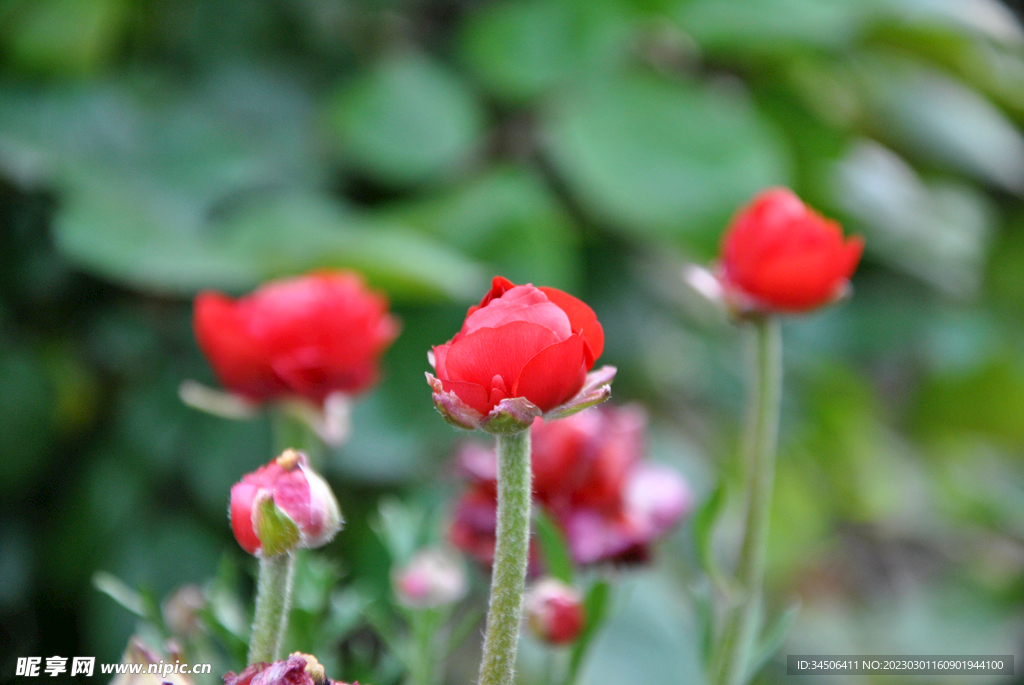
[248,552,296,664]
[712,316,783,685]
[410,609,439,685]
[478,429,533,685]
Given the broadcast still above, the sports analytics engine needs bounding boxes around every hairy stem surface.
[248,552,296,664]
[478,430,533,685]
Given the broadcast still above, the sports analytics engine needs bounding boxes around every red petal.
[539,287,604,366]
[432,344,450,377]
[463,290,571,339]
[440,378,492,415]
[466,276,518,318]
[840,235,865,280]
[444,321,560,391]
[512,334,587,412]
[230,482,262,554]
[194,292,284,401]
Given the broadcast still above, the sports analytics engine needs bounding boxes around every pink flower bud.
[392,549,467,609]
[525,579,585,645]
[223,653,355,685]
[229,450,342,556]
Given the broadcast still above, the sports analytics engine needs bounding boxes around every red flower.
[194,271,399,405]
[525,578,585,645]
[230,450,342,556]
[224,653,353,685]
[427,277,613,432]
[449,405,691,566]
[719,188,863,313]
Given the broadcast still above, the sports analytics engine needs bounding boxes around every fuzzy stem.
[478,429,533,685]
[712,316,783,685]
[248,552,296,664]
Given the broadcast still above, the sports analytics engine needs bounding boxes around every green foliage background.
[2,0,1024,682]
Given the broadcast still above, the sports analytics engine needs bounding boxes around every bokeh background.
[2,0,1024,682]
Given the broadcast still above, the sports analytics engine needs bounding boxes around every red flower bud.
[450,405,692,567]
[525,579,585,645]
[194,271,399,405]
[427,276,614,433]
[229,450,342,556]
[718,188,863,313]
[224,653,354,685]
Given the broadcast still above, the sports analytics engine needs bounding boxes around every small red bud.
[525,578,585,646]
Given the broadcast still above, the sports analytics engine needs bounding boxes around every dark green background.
[2,0,1024,682]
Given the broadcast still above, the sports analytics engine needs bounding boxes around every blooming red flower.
[449,405,691,566]
[427,277,613,432]
[525,578,585,645]
[224,653,353,685]
[230,450,342,556]
[718,188,863,313]
[194,271,399,405]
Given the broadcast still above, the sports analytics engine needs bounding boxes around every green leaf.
[53,181,485,300]
[380,166,582,292]
[2,0,131,75]
[855,52,1024,195]
[832,140,994,298]
[326,53,486,187]
[675,0,875,56]
[693,481,731,595]
[745,601,800,681]
[459,0,577,102]
[92,571,147,617]
[533,508,574,584]
[542,73,789,247]
[568,579,611,681]
[0,80,486,300]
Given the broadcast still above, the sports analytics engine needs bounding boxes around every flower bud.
[426,276,615,433]
[525,579,585,646]
[223,653,356,685]
[230,450,343,557]
[717,187,863,314]
[392,548,467,609]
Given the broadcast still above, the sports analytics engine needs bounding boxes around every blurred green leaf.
[568,578,610,683]
[746,601,800,681]
[92,571,147,618]
[1,0,131,75]
[54,182,486,299]
[832,139,994,297]
[460,0,578,102]
[542,73,790,247]
[675,0,874,55]
[577,572,705,685]
[326,53,486,187]
[533,508,574,584]
[380,166,581,291]
[0,345,57,496]
[911,356,1024,447]
[692,481,731,594]
[854,52,1024,194]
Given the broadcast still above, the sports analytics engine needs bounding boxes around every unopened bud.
[230,450,343,557]
[392,549,467,609]
[525,578,585,645]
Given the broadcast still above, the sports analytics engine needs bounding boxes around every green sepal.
[255,493,301,557]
